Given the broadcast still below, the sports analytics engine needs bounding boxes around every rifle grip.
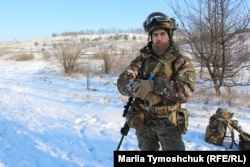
[120,122,130,136]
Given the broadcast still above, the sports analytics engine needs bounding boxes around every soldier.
[117,12,196,151]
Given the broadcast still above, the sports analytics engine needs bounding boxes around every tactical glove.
[132,79,154,99]
[126,111,145,130]
[144,92,161,106]
[126,63,140,79]
[126,68,138,79]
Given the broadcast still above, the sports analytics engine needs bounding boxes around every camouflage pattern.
[117,56,142,97]
[154,61,196,103]
[205,108,236,146]
[136,124,185,151]
[117,43,196,105]
[117,42,196,151]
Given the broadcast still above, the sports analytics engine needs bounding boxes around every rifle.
[230,123,250,150]
[116,65,158,151]
[116,97,134,151]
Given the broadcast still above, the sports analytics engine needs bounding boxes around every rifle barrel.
[116,135,125,151]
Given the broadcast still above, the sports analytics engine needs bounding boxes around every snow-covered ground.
[0,59,249,167]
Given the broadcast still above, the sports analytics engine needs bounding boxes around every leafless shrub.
[15,53,34,61]
[52,39,86,75]
[112,56,133,75]
[97,44,116,74]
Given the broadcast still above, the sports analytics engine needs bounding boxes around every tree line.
[49,0,250,95]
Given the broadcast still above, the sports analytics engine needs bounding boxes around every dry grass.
[192,85,250,108]
[112,56,134,75]
[15,53,34,61]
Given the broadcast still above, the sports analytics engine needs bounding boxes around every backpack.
[204,108,238,149]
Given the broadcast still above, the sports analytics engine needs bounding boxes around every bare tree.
[169,0,250,95]
[53,38,86,75]
[97,44,116,74]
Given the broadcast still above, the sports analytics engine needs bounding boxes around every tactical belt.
[151,103,180,118]
[147,118,172,127]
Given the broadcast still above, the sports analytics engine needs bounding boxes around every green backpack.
[204,108,238,148]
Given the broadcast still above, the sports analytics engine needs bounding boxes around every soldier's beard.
[152,42,170,57]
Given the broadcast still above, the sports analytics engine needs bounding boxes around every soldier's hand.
[144,92,161,106]
[132,79,154,99]
[126,111,144,130]
[126,65,139,79]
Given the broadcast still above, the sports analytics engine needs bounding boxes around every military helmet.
[143,12,177,38]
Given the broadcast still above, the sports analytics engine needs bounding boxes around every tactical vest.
[137,45,181,120]
[139,45,178,81]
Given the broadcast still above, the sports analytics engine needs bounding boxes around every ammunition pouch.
[125,100,188,134]
[148,104,188,133]
[176,108,189,134]
[151,103,180,118]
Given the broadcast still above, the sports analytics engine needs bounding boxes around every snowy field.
[0,58,250,167]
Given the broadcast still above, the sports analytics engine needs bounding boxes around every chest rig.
[137,44,181,120]
[139,45,178,80]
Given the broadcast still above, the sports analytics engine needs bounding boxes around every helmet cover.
[143,12,177,38]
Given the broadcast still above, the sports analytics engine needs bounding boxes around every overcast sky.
[0,0,178,41]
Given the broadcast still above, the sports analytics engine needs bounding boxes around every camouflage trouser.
[135,118,185,151]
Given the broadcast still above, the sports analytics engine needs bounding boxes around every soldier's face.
[152,29,169,44]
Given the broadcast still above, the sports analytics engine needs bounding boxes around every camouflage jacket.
[117,42,196,105]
